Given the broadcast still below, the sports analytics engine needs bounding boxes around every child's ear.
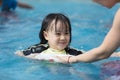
[43,31,48,40]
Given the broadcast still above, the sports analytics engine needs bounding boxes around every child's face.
[44,20,70,51]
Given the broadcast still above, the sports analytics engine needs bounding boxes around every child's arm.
[17,1,33,9]
[15,44,48,59]
[15,50,38,59]
[93,0,120,8]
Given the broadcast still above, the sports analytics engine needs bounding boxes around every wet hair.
[39,13,71,45]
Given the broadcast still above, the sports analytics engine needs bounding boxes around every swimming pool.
[0,0,120,80]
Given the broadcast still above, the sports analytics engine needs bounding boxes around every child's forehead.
[50,19,63,25]
[49,20,69,30]
[50,19,69,27]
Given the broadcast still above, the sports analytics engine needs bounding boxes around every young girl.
[17,13,120,63]
[16,13,83,62]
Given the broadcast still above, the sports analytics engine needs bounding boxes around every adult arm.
[57,9,120,63]
[93,0,120,8]
[70,9,120,63]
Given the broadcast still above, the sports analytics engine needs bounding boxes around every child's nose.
[60,35,65,40]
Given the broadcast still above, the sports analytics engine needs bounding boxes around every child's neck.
[48,47,66,54]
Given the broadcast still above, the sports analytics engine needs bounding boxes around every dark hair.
[39,13,72,45]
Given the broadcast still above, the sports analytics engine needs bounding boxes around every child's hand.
[15,50,39,59]
[15,50,25,56]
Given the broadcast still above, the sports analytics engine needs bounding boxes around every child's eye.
[55,33,61,35]
[66,32,69,34]
[65,32,70,35]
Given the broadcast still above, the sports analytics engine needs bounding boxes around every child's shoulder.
[22,44,49,56]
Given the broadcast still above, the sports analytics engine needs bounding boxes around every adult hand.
[56,55,76,63]
[111,51,120,57]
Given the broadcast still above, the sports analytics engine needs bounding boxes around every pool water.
[0,0,120,80]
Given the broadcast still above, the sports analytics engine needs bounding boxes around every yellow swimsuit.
[41,48,66,54]
[34,48,67,62]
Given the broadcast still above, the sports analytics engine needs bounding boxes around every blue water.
[0,0,120,80]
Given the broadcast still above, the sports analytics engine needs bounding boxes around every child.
[16,13,120,63]
[16,13,83,62]
[0,0,33,12]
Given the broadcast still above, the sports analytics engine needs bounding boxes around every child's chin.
[57,47,66,50]
[58,45,67,49]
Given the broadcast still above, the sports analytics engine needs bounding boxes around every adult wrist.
[70,56,78,63]
[67,56,77,63]
[67,56,72,63]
